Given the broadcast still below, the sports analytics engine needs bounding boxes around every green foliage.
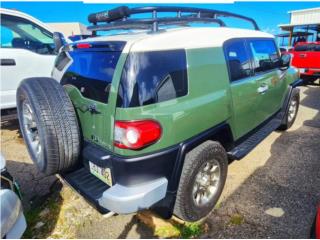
[180,222,203,238]
[228,214,244,225]
[23,193,62,239]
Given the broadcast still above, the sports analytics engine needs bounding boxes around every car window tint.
[117,50,188,107]
[224,39,252,81]
[0,14,54,55]
[295,44,320,52]
[60,50,122,104]
[248,39,280,73]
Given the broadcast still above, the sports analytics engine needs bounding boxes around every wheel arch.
[169,122,233,192]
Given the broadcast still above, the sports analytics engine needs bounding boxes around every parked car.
[291,42,320,83]
[0,8,57,114]
[16,6,301,222]
[0,154,26,238]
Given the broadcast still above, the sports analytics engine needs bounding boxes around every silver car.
[1,154,26,238]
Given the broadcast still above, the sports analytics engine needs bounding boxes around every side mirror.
[279,53,291,70]
[53,32,66,54]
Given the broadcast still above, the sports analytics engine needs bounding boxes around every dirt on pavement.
[0,84,319,238]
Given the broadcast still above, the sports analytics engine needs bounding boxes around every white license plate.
[299,68,306,73]
[89,162,112,186]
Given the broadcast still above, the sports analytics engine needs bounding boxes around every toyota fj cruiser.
[16,6,301,222]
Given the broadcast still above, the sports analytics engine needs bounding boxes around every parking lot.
[1,84,319,238]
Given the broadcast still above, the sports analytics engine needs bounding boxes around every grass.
[179,222,203,238]
[228,213,245,225]
[23,192,63,238]
[154,222,203,239]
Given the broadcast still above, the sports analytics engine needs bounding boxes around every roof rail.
[87,6,260,33]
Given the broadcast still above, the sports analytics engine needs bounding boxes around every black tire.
[279,88,300,130]
[16,78,80,175]
[173,141,228,222]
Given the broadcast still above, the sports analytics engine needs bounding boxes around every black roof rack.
[87,6,260,33]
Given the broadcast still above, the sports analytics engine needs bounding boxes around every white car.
[0,8,57,111]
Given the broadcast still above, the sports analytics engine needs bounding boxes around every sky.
[2,1,320,35]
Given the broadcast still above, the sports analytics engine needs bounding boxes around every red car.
[312,204,320,239]
[291,42,320,82]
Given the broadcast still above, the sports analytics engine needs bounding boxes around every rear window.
[117,49,188,108]
[60,43,124,104]
[295,44,320,52]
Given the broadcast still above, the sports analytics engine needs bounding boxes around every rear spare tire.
[16,77,80,175]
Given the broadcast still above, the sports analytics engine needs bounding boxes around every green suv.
[16,6,301,222]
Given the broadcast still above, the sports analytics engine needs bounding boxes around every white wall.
[291,8,320,25]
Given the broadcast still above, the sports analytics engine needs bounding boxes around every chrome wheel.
[288,99,297,122]
[22,101,42,162]
[192,160,221,207]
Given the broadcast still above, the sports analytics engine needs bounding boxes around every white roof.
[289,7,320,14]
[82,27,273,52]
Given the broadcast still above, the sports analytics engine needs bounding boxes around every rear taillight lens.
[76,43,91,49]
[114,120,162,149]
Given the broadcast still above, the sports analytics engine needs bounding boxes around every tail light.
[75,43,91,49]
[114,120,162,149]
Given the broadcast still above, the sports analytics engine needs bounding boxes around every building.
[46,22,91,38]
[278,8,320,46]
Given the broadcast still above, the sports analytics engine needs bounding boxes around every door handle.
[1,59,16,66]
[257,84,269,94]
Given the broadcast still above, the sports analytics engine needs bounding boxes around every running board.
[227,113,283,160]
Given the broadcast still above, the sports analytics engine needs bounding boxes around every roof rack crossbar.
[87,17,226,32]
[88,6,260,32]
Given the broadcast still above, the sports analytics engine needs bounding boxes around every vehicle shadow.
[205,85,320,238]
[74,213,156,239]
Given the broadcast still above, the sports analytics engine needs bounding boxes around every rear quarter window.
[117,49,188,107]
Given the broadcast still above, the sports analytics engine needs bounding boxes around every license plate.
[89,162,112,186]
[299,68,306,73]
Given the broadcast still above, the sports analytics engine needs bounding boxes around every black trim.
[0,59,16,66]
[61,167,110,214]
[291,78,303,87]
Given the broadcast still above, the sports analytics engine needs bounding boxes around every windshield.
[1,14,54,55]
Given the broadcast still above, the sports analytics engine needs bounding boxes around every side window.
[248,39,280,73]
[118,50,188,107]
[224,40,252,81]
[0,14,54,55]
[0,25,16,47]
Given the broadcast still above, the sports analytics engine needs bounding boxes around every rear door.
[247,39,286,122]
[52,42,125,150]
[225,39,260,139]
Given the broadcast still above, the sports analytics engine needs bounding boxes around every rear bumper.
[62,141,179,215]
[98,177,168,214]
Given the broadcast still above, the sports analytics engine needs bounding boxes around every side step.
[61,167,110,214]
[227,114,283,160]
